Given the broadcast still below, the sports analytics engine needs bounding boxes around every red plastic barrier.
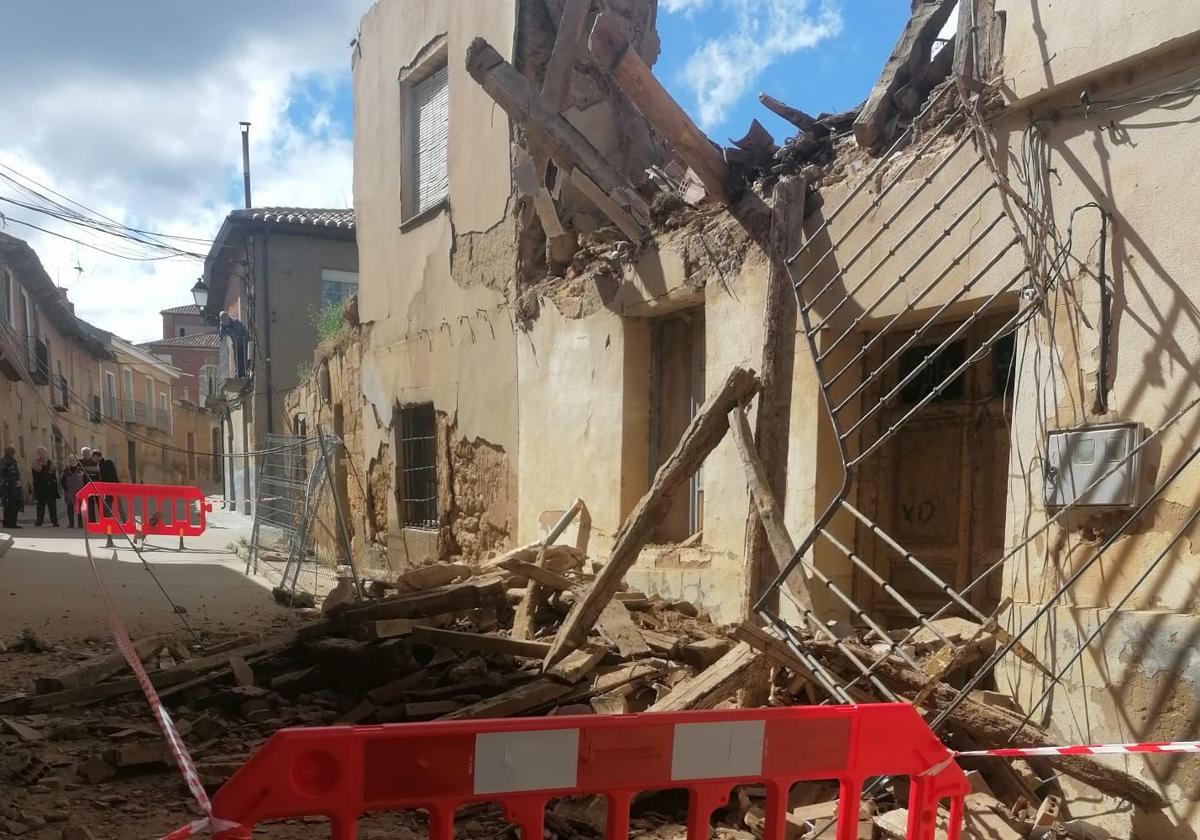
[211,704,969,840]
[76,482,212,538]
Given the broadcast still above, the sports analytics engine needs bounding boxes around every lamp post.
[190,278,209,308]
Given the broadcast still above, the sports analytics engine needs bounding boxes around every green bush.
[313,302,344,343]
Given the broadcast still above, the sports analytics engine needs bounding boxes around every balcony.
[155,408,171,432]
[123,399,151,426]
[0,322,23,381]
[217,333,249,394]
[90,395,102,424]
[53,374,69,411]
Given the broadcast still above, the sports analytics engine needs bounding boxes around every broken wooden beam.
[758,93,816,132]
[810,640,1166,810]
[513,498,586,640]
[541,0,591,112]
[466,38,648,230]
[545,366,759,667]
[410,626,552,660]
[440,679,574,720]
[317,577,508,633]
[35,635,167,694]
[545,644,608,684]
[648,642,767,712]
[853,0,958,150]
[729,401,812,611]
[597,599,651,659]
[588,13,735,204]
[568,169,645,242]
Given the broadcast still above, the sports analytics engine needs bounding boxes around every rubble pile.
[0,542,1156,839]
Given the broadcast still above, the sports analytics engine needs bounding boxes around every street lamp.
[190,278,209,308]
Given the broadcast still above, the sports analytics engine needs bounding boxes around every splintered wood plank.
[439,679,574,721]
[410,627,552,660]
[546,645,608,685]
[648,643,766,712]
[545,367,759,667]
[500,558,577,592]
[597,600,651,659]
[541,0,591,112]
[588,13,734,204]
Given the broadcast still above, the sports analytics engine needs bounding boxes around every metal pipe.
[239,122,253,209]
[849,301,1034,466]
[787,84,960,263]
[790,117,965,292]
[841,500,989,623]
[818,528,952,646]
[801,140,979,312]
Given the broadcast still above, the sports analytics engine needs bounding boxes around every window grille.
[400,403,438,528]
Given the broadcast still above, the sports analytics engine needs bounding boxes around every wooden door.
[857,314,1015,625]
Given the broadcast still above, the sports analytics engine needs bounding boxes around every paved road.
[0,507,289,643]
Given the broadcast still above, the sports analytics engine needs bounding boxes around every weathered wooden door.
[856,314,1014,625]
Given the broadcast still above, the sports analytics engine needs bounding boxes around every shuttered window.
[408,65,449,217]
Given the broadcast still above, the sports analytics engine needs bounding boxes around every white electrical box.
[1044,423,1141,509]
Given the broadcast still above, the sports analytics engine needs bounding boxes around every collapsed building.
[277,0,1200,835]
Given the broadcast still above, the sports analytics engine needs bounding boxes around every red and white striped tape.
[80,499,236,839]
[923,739,1200,776]
[959,741,1200,758]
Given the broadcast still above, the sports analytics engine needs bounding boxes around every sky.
[0,1,927,344]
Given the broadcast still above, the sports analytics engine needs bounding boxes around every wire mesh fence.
[245,432,342,601]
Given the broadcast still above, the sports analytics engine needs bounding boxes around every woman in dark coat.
[32,446,60,527]
[60,455,88,528]
[0,446,22,529]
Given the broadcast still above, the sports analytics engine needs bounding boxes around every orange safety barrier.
[76,482,212,539]
[211,704,969,840]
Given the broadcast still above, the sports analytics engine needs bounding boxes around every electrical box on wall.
[1044,422,1141,509]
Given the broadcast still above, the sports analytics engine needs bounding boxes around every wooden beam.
[597,599,651,659]
[853,0,958,150]
[544,366,759,667]
[466,38,645,218]
[546,644,608,684]
[325,577,507,630]
[440,679,574,720]
[34,635,167,694]
[740,174,807,617]
[588,14,735,205]
[512,499,585,640]
[811,640,1166,810]
[648,642,767,712]
[410,627,553,660]
[729,401,812,611]
[569,169,645,242]
[541,0,591,112]
[757,93,816,132]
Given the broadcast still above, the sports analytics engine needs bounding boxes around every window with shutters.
[402,62,449,222]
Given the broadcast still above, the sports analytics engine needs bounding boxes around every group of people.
[0,445,118,529]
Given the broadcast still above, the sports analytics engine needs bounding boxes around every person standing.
[219,311,249,378]
[94,448,120,547]
[61,455,88,529]
[31,446,60,527]
[0,447,21,529]
[81,447,100,524]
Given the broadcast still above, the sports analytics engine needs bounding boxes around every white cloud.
[0,2,362,343]
[660,0,713,13]
[677,0,844,129]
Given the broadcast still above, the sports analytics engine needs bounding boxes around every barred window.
[399,403,438,529]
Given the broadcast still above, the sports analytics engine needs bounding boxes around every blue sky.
[0,0,921,342]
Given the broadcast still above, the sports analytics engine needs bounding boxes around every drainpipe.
[239,122,252,209]
[261,229,274,435]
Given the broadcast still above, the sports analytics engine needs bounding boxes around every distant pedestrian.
[81,447,100,524]
[94,448,120,547]
[31,446,59,527]
[61,455,88,528]
[0,446,21,529]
